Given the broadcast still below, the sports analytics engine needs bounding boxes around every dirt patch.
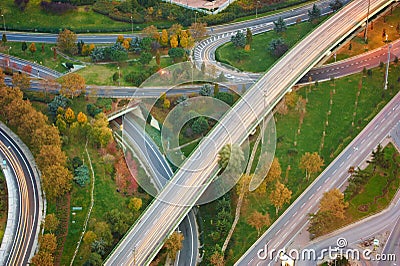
[358,204,369,212]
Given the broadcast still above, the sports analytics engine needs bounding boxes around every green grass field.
[346,143,400,220]
[199,63,400,264]
[0,0,128,32]
[77,57,173,86]
[215,21,317,73]
[1,42,75,73]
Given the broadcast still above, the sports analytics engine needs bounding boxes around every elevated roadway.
[105,0,396,264]
[0,126,42,265]
[122,113,199,266]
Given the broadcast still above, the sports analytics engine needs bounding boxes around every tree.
[299,152,324,181]
[74,164,90,187]
[163,98,171,109]
[308,4,321,22]
[231,31,246,48]
[189,22,207,40]
[60,73,86,98]
[39,234,57,253]
[83,231,97,246]
[90,113,113,148]
[192,116,209,135]
[93,221,113,245]
[156,50,161,66]
[368,144,386,169]
[168,23,183,36]
[42,164,72,200]
[21,42,28,54]
[2,33,7,46]
[199,84,212,96]
[168,47,185,62]
[128,197,142,212]
[319,188,348,219]
[91,239,107,256]
[85,253,103,266]
[29,42,37,55]
[57,29,77,54]
[142,25,160,40]
[265,157,282,183]
[164,231,184,258]
[12,73,30,90]
[218,143,245,174]
[284,91,298,108]
[105,209,133,237]
[268,38,288,58]
[0,69,4,86]
[64,107,75,124]
[170,35,178,48]
[48,95,69,118]
[160,29,169,46]
[247,211,271,236]
[209,250,225,266]
[273,17,287,33]
[215,92,234,106]
[15,0,29,11]
[329,0,343,12]
[37,145,66,172]
[77,112,88,124]
[295,96,307,124]
[44,213,59,233]
[116,34,124,43]
[31,251,53,266]
[246,28,253,45]
[269,181,292,215]
[139,51,152,65]
[275,99,288,115]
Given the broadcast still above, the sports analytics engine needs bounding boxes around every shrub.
[215,92,234,106]
[40,1,76,15]
[87,104,102,117]
[74,164,90,187]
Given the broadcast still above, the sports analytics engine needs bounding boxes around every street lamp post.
[1,14,5,33]
[117,66,120,86]
[130,16,133,35]
[256,1,260,18]
[384,43,392,90]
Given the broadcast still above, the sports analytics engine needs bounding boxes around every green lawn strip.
[326,6,400,64]
[215,21,315,73]
[219,64,400,263]
[77,57,173,86]
[2,42,75,73]
[1,1,127,33]
[346,144,400,221]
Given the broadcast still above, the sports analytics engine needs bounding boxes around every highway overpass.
[105,0,396,264]
[0,124,43,265]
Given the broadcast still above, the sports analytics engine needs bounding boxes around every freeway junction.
[105,0,396,264]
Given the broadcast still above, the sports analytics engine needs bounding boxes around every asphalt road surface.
[105,0,396,264]
[236,91,400,265]
[298,189,400,266]
[122,113,199,266]
[0,128,40,265]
